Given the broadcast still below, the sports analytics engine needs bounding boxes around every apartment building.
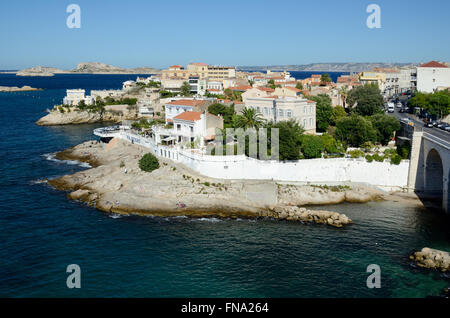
[416,61,450,93]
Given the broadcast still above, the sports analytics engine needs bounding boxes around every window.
[304,106,307,113]
[279,109,284,117]
[190,126,194,133]
[177,124,181,131]
[286,110,292,117]
[303,119,307,127]
[310,106,313,113]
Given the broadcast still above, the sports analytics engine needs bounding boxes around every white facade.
[417,65,450,93]
[383,69,414,96]
[165,104,195,123]
[207,81,223,90]
[63,89,95,106]
[122,80,136,90]
[164,100,209,124]
[244,96,316,133]
[153,111,223,147]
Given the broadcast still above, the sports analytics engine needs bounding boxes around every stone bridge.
[407,129,450,214]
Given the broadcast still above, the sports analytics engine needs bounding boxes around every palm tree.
[236,107,266,129]
[340,85,348,108]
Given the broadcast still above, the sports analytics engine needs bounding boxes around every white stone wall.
[117,131,409,189]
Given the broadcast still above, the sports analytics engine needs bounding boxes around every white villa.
[164,99,210,124]
[63,89,95,106]
[153,111,223,147]
[244,95,316,134]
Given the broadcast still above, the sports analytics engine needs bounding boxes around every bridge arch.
[424,148,444,197]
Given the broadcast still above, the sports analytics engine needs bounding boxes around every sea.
[0,73,449,297]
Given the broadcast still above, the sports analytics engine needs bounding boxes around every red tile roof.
[286,87,301,92]
[169,65,184,69]
[166,99,208,107]
[307,100,316,103]
[311,74,321,78]
[228,85,252,91]
[173,111,203,121]
[420,61,448,68]
[257,87,275,92]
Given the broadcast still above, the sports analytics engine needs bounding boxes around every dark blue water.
[0,74,449,298]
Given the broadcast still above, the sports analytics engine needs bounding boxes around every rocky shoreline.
[44,138,395,227]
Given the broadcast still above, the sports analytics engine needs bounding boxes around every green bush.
[372,153,384,162]
[348,149,364,158]
[301,135,324,159]
[397,141,411,159]
[139,153,160,172]
[390,154,402,165]
[365,155,373,162]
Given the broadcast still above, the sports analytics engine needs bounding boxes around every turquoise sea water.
[0,73,449,298]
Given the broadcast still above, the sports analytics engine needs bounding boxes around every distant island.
[16,62,161,76]
[0,85,42,92]
[238,62,419,72]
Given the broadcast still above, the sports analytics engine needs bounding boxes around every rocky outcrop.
[278,183,383,206]
[0,86,42,92]
[44,138,384,225]
[36,106,138,126]
[16,66,63,76]
[270,206,352,227]
[72,62,160,74]
[410,248,450,272]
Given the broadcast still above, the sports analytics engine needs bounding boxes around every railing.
[422,132,450,150]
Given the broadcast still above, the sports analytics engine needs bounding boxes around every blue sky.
[0,0,449,69]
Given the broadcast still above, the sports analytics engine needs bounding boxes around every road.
[387,107,450,141]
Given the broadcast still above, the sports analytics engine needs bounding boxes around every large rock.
[273,206,353,227]
[410,247,450,272]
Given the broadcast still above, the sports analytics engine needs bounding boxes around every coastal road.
[387,108,450,141]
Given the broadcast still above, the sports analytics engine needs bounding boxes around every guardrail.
[422,132,450,150]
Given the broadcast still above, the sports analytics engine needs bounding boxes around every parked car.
[396,102,403,108]
[439,123,448,131]
[444,124,450,132]
[424,121,434,128]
